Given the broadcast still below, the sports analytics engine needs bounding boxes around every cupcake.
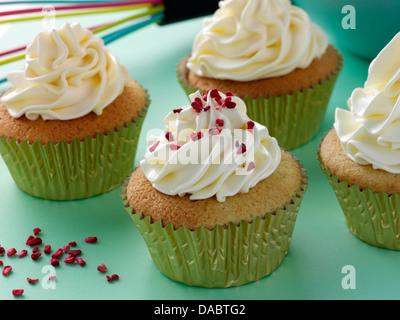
[177,0,343,150]
[318,32,400,250]
[121,88,308,287]
[0,22,149,200]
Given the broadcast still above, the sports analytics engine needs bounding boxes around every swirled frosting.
[335,32,400,174]
[187,0,328,81]
[1,22,129,120]
[140,89,281,202]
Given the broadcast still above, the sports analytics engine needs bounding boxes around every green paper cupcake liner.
[120,154,308,288]
[317,134,400,250]
[176,53,343,150]
[0,94,150,201]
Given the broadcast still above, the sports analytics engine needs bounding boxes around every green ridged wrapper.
[0,96,149,201]
[120,156,308,288]
[176,54,343,150]
[317,137,400,250]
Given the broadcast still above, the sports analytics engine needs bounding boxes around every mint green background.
[0,7,399,300]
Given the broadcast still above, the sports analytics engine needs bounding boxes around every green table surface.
[0,9,397,301]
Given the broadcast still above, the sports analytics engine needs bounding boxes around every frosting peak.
[187,0,328,81]
[334,32,400,174]
[1,22,129,121]
[140,89,281,202]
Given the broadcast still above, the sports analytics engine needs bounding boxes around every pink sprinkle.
[173,108,182,114]
[97,263,107,273]
[149,141,160,153]
[247,161,255,172]
[165,131,174,142]
[169,144,180,151]
[235,140,240,148]
[85,236,98,243]
[237,143,247,154]
[33,227,41,236]
[216,119,224,127]
[190,131,204,141]
[17,250,27,258]
[48,275,56,281]
[7,248,16,257]
[209,128,222,136]
[247,121,255,130]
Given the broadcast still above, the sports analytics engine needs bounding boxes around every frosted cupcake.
[318,33,400,250]
[0,23,149,200]
[121,89,308,287]
[177,0,342,150]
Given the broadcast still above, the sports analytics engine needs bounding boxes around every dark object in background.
[160,0,220,25]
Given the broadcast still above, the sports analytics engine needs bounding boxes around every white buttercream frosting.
[187,0,328,81]
[334,32,400,174]
[140,89,281,202]
[1,22,129,120]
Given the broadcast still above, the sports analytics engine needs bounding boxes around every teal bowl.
[292,0,400,61]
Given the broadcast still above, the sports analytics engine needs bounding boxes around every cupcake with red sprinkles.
[121,88,308,287]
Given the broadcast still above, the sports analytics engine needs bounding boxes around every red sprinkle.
[12,289,23,297]
[50,258,59,267]
[33,227,41,236]
[27,278,39,284]
[191,101,203,113]
[44,245,51,254]
[0,260,3,266]
[216,119,224,127]
[76,257,86,266]
[107,274,119,282]
[210,89,221,99]
[68,249,82,257]
[63,245,70,253]
[97,263,107,273]
[26,237,42,247]
[226,91,235,96]
[32,246,39,253]
[204,105,210,112]
[173,108,182,114]
[148,141,160,153]
[68,241,77,247]
[64,256,76,264]
[247,161,256,172]
[190,131,204,141]
[17,250,27,258]
[0,246,4,256]
[247,121,255,130]
[2,265,12,276]
[7,248,17,257]
[85,237,98,244]
[169,144,180,151]
[51,248,63,259]
[237,143,247,154]
[31,252,41,261]
[165,131,174,142]
[223,98,237,109]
